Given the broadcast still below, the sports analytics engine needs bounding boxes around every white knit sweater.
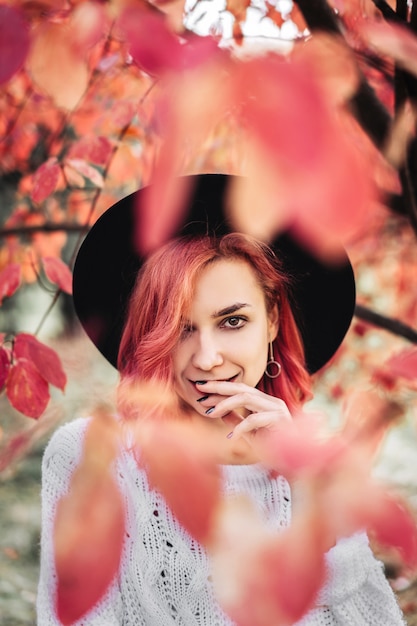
[37,418,406,625]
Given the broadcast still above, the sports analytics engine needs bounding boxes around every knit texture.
[37,418,406,625]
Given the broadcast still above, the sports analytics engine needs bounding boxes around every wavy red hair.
[117,233,312,417]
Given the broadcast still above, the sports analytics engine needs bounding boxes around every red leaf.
[55,413,125,624]
[0,6,30,85]
[386,347,417,382]
[368,490,417,569]
[42,256,73,294]
[67,136,113,166]
[14,333,67,391]
[6,358,50,419]
[0,346,10,390]
[140,424,221,545]
[31,158,61,204]
[118,6,181,76]
[0,263,21,305]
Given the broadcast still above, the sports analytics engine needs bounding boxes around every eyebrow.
[211,302,251,318]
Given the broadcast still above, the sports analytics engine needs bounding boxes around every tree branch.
[0,223,89,238]
[355,303,417,343]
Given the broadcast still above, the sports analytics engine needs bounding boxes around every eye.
[221,316,247,329]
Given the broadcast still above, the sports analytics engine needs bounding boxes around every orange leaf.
[0,263,21,305]
[139,424,221,545]
[54,413,125,624]
[42,256,73,294]
[14,333,67,391]
[0,6,30,85]
[6,358,50,419]
[31,158,61,204]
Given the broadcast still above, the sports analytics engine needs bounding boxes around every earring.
[265,341,282,378]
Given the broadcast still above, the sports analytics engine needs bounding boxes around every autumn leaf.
[0,346,10,390]
[31,158,61,204]
[42,256,73,294]
[6,358,50,419]
[54,412,125,624]
[386,347,417,382]
[0,263,21,305]
[118,5,182,76]
[67,136,113,166]
[65,158,104,188]
[0,6,30,85]
[139,423,221,545]
[14,333,67,391]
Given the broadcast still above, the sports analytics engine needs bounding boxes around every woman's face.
[172,258,279,417]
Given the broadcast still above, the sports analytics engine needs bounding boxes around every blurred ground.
[1,332,417,625]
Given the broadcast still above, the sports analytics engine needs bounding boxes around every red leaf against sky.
[14,333,67,391]
[54,412,125,624]
[6,358,50,419]
[0,346,10,390]
[139,423,221,545]
[31,158,61,204]
[118,5,182,76]
[0,6,30,85]
[0,263,21,306]
[42,256,73,295]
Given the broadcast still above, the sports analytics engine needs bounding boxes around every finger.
[231,412,287,439]
[205,391,284,418]
[196,380,261,397]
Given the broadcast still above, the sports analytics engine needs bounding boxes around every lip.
[190,374,238,394]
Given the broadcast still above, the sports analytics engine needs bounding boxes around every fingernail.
[195,380,207,385]
[197,395,209,403]
[226,431,233,439]
[205,407,215,415]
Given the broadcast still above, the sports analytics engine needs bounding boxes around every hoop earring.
[265,341,282,379]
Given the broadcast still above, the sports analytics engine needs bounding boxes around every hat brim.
[73,174,355,374]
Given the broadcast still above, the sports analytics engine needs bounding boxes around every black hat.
[73,174,355,373]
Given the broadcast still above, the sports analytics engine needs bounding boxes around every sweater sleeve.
[296,533,406,626]
[37,418,124,626]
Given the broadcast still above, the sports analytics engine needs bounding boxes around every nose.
[191,332,224,371]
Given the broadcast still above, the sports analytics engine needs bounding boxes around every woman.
[37,174,405,624]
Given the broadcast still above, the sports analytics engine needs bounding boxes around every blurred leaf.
[55,412,125,624]
[67,136,113,166]
[31,158,61,204]
[65,158,104,188]
[0,6,30,85]
[386,347,417,382]
[14,332,67,391]
[42,256,73,295]
[6,358,50,419]
[0,263,21,306]
[0,346,10,390]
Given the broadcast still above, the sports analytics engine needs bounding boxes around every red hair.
[118,233,312,417]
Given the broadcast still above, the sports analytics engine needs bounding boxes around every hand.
[196,380,292,442]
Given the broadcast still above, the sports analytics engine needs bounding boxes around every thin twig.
[355,304,417,343]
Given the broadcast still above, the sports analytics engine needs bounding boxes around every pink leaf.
[0,263,21,305]
[0,6,30,85]
[140,424,221,545]
[118,6,181,76]
[65,158,104,188]
[42,256,73,294]
[0,346,10,390]
[67,136,113,166]
[386,347,417,382]
[31,158,61,204]
[14,333,67,391]
[6,358,50,419]
[55,413,125,624]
